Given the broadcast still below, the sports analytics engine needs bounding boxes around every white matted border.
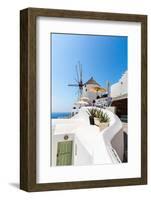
[36,17,141,183]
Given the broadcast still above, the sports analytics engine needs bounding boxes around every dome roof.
[85,77,100,86]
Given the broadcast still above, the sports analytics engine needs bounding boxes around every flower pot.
[94,117,100,126]
[99,122,109,131]
[89,116,94,125]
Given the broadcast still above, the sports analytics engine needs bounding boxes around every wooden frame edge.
[20,8,37,191]
[20,7,147,192]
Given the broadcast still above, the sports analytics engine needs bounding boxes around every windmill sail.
[68,62,84,98]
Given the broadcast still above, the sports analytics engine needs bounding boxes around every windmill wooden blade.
[79,88,83,96]
[75,89,80,99]
[78,88,83,98]
[68,62,84,99]
[68,84,79,87]
[75,65,80,82]
[75,78,79,83]
[79,63,82,82]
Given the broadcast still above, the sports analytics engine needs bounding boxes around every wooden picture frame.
[20,7,147,192]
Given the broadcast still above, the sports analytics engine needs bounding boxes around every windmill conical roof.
[85,77,100,86]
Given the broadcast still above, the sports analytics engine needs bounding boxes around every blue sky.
[51,33,127,112]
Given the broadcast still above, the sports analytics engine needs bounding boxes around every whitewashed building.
[52,107,123,166]
[110,70,128,123]
[111,71,128,98]
[51,72,128,166]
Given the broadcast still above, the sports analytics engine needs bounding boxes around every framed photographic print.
[20,8,147,191]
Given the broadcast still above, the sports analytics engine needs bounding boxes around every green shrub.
[87,108,97,117]
[99,112,110,123]
[87,108,110,123]
[95,110,102,118]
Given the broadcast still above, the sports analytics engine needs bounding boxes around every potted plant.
[94,110,102,126]
[87,108,97,125]
[98,112,110,131]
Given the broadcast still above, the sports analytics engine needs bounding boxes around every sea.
[51,112,71,119]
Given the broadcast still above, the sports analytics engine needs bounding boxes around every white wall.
[111,71,128,98]
[0,0,150,199]
[52,120,93,166]
[111,129,124,162]
[74,136,93,166]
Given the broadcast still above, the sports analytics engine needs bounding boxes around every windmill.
[68,61,84,98]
